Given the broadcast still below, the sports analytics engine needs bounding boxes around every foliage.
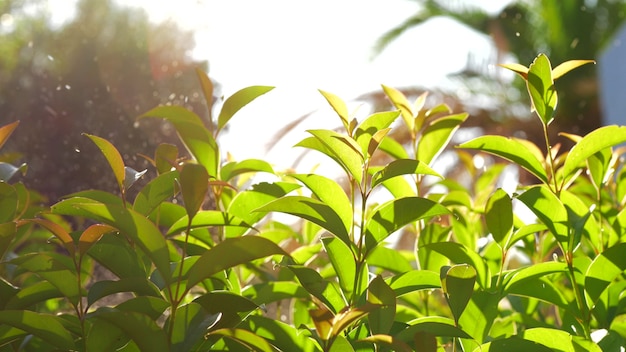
[1,53,626,351]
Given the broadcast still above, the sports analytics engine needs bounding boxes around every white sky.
[49,0,507,171]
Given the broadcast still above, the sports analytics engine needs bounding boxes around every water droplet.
[515,32,520,37]
[74,147,80,153]
[65,84,71,90]
[48,55,54,61]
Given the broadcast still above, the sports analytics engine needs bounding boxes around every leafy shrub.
[1,54,626,351]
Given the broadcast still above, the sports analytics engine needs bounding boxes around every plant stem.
[542,123,560,195]
[566,253,590,339]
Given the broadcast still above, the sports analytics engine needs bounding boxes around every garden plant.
[1,53,626,351]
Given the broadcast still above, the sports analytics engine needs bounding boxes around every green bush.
[1,54,626,351]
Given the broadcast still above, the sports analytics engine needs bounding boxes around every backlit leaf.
[441,264,476,324]
[368,275,396,335]
[526,53,557,125]
[133,170,179,216]
[180,163,209,220]
[421,242,490,289]
[382,85,414,131]
[585,242,626,304]
[0,121,19,150]
[319,89,350,131]
[0,182,17,222]
[84,134,126,192]
[371,159,441,189]
[485,189,513,246]
[306,129,364,184]
[166,210,252,236]
[417,113,468,166]
[220,159,274,182]
[196,68,214,117]
[87,278,161,308]
[0,311,75,350]
[354,110,401,156]
[552,59,595,80]
[92,309,169,352]
[208,328,279,352]
[458,135,548,183]
[288,265,346,313]
[322,236,357,299]
[217,86,274,131]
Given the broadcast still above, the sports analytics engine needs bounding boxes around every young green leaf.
[92,309,169,352]
[381,85,414,131]
[154,143,179,175]
[394,316,472,341]
[321,236,357,299]
[23,218,75,256]
[0,182,17,223]
[87,278,161,308]
[166,210,252,236]
[371,159,442,189]
[420,242,490,289]
[319,89,350,132]
[84,134,126,193]
[499,62,529,79]
[485,189,513,246]
[255,196,351,246]
[458,135,548,184]
[0,221,16,261]
[585,242,626,304]
[196,68,214,118]
[180,163,209,220]
[526,53,557,125]
[133,170,179,216]
[0,311,75,350]
[220,159,274,182]
[305,129,364,184]
[186,236,288,288]
[561,125,626,185]
[552,59,595,80]
[217,85,274,132]
[516,185,569,247]
[417,112,468,166]
[364,197,449,253]
[385,270,441,296]
[367,275,396,335]
[354,110,401,156]
[78,223,117,256]
[288,265,346,313]
[440,264,476,324]
[140,106,219,177]
[169,303,222,351]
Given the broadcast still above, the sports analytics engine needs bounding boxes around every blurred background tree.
[372,0,626,143]
[0,0,211,200]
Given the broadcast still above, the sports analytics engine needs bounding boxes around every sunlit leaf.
[382,85,414,131]
[21,218,74,256]
[0,182,17,222]
[140,106,219,177]
[417,113,468,166]
[0,221,16,261]
[194,291,258,329]
[585,242,626,305]
[526,53,557,125]
[368,275,396,335]
[290,173,352,238]
[395,316,472,342]
[4,281,59,310]
[359,334,412,352]
[84,134,126,192]
[92,309,169,352]
[305,129,364,184]
[458,135,548,183]
[255,196,350,246]
[242,281,309,305]
[354,110,401,156]
[217,85,274,131]
[180,163,209,220]
[196,68,214,117]
[371,159,441,189]
[154,143,179,174]
[87,278,161,308]
[133,170,179,216]
[288,265,346,313]
[499,62,529,79]
[485,189,513,246]
[322,236,357,299]
[169,302,221,351]
[516,185,569,247]
[441,264,476,324]
[0,311,75,350]
[502,262,569,292]
[208,328,279,352]
[319,89,350,131]
[187,236,288,288]
[366,246,413,274]
[472,336,553,352]
[421,242,490,289]
[561,125,626,184]
[385,270,441,296]
[0,121,19,150]
[220,159,274,182]
[239,315,319,352]
[79,224,117,256]
[166,210,252,236]
[378,136,409,160]
[552,59,595,80]
[364,197,449,253]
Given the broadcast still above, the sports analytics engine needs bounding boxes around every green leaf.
[587,146,612,191]
[87,278,161,308]
[395,316,472,341]
[288,265,346,313]
[417,113,468,166]
[85,317,129,352]
[0,311,75,350]
[218,86,274,131]
[169,303,221,352]
[92,309,169,352]
[23,218,75,256]
[371,159,442,189]
[562,125,626,184]
[180,163,209,220]
[187,236,288,288]
[207,328,279,352]
[385,270,441,296]
[167,210,252,236]
[196,68,214,116]
[140,106,219,177]
[0,221,17,260]
[366,246,413,274]
[290,173,352,237]
[485,189,513,246]
[516,185,569,246]
[506,276,569,309]
[194,291,258,329]
[255,196,350,246]
[552,59,595,80]
[502,262,569,292]
[133,170,179,216]
[522,327,601,352]
[364,197,450,253]
[84,134,126,192]
[458,136,548,183]
[304,129,364,184]
[382,85,414,131]
[51,198,171,282]
[226,182,301,237]
[0,182,17,222]
[526,53,557,125]
[322,236,357,299]
[499,62,529,79]
[441,264,476,324]
[220,159,274,182]
[11,253,81,304]
[354,110,401,156]
[238,315,319,352]
[472,336,553,352]
[368,275,396,335]
[319,89,350,131]
[86,232,148,279]
[585,242,626,304]
[154,143,178,175]
[378,136,409,160]
[420,242,490,289]
[359,334,413,352]
[4,281,61,309]
[242,281,309,305]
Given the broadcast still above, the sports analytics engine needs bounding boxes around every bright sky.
[50,0,507,171]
